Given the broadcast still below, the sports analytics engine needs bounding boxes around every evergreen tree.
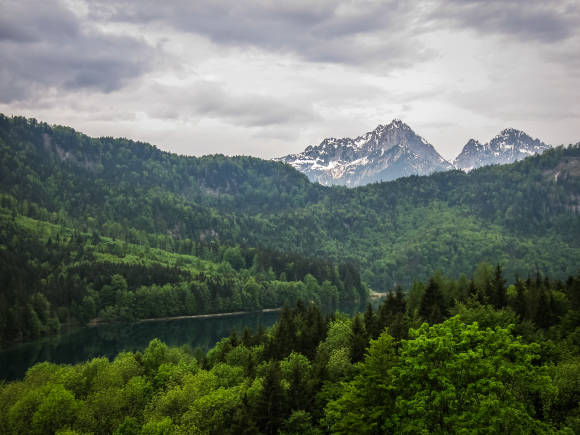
[419,278,447,324]
[255,361,288,435]
[394,285,407,314]
[512,278,527,320]
[363,303,378,339]
[350,314,367,363]
[535,289,551,328]
[491,264,507,309]
[304,304,326,360]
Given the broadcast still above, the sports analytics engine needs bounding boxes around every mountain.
[1,116,579,434]
[277,120,453,186]
[454,128,551,171]
[1,114,579,293]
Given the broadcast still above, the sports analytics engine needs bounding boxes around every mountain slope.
[454,128,551,171]
[1,114,579,294]
[277,120,453,186]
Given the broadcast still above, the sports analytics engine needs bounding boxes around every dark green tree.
[350,314,367,363]
[418,278,447,324]
[254,361,288,435]
[491,264,507,308]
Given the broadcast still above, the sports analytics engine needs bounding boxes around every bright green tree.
[390,317,556,433]
[324,330,398,434]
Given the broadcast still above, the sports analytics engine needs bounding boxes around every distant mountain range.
[453,128,551,171]
[278,121,552,186]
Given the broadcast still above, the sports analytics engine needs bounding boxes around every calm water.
[0,301,373,381]
[0,311,280,381]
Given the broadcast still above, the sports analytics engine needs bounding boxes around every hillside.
[0,208,363,345]
[1,114,579,297]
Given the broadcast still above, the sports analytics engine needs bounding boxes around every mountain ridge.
[1,114,579,292]
[453,128,551,171]
[277,120,453,186]
[279,121,553,185]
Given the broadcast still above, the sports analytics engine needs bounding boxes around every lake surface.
[0,310,280,381]
[0,301,373,381]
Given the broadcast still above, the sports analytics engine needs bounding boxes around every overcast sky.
[1,0,579,161]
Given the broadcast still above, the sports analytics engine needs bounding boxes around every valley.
[0,115,579,433]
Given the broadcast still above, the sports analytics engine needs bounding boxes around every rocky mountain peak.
[454,128,550,171]
[278,121,552,185]
[276,121,452,187]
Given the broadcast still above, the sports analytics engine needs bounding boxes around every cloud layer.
[86,1,426,67]
[0,0,153,102]
[0,0,579,159]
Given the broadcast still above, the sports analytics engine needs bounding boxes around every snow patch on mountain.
[454,128,551,171]
[276,120,453,187]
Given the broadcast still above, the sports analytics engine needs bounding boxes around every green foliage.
[0,210,360,345]
[281,410,321,435]
[1,115,580,432]
[389,318,556,433]
[324,330,398,434]
[418,277,447,323]
[1,115,579,300]
[31,385,79,434]
[254,361,287,435]
[1,278,580,435]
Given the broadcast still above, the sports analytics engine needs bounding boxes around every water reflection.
[0,300,376,381]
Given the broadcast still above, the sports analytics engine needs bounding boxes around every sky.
[1,0,579,161]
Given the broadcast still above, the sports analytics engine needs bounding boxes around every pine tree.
[394,285,407,314]
[255,361,288,435]
[491,264,507,308]
[378,291,395,331]
[419,278,447,324]
[363,303,378,339]
[512,278,527,320]
[535,289,551,328]
[351,314,367,363]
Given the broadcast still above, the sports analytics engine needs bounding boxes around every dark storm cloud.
[87,0,425,67]
[431,0,580,43]
[0,0,154,103]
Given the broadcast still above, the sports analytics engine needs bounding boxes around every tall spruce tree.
[255,361,288,435]
[350,314,367,363]
[492,264,507,309]
[419,278,447,324]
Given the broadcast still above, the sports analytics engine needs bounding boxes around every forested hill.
[1,114,580,292]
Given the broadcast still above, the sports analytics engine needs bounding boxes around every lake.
[0,301,373,381]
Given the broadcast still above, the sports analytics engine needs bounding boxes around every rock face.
[276,120,453,186]
[454,128,551,171]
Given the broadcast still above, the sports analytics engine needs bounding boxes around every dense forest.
[0,209,364,345]
[1,115,579,294]
[1,114,579,346]
[1,115,579,432]
[1,266,579,433]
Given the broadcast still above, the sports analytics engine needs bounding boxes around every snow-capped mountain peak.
[276,120,453,187]
[454,128,551,171]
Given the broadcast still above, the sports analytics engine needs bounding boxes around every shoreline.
[138,307,282,323]
[86,307,282,326]
[369,291,387,299]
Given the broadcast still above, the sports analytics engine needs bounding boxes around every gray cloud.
[1,0,578,159]
[83,0,580,67]
[430,0,580,43]
[0,0,154,102]
[145,81,319,127]
[86,0,428,68]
